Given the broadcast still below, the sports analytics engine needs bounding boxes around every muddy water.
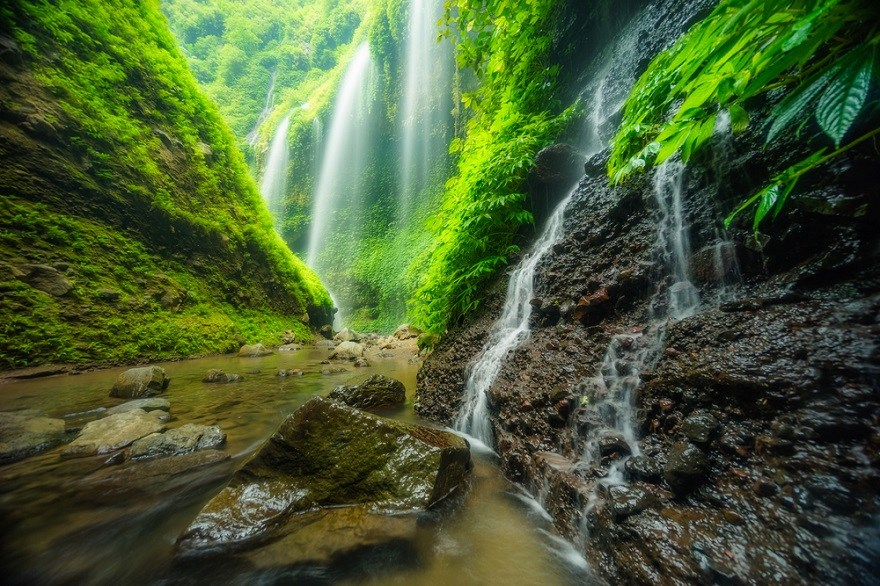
[0,348,595,585]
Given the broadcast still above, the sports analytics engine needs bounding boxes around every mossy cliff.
[0,0,332,370]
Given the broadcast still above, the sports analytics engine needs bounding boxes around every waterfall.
[247,70,277,147]
[259,113,291,227]
[455,190,575,447]
[399,0,451,220]
[306,42,374,316]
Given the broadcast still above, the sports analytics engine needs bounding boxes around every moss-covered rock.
[178,397,471,551]
[110,366,170,399]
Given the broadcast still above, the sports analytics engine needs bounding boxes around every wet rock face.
[109,366,170,399]
[178,397,471,552]
[63,409,165,458]
[417,109,880,586]
[329,374,406,408]
[130,424,225,460]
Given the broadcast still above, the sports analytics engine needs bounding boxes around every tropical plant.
[608,0,879,232]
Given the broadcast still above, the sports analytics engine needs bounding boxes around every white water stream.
[247,70,276,146]
[455,189,575,446]
[399,0,451,220]
[258,113,291,227]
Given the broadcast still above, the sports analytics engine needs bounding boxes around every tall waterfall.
[455,191,575,447]
[399,0,451,220]
[306,43,374,272]
[259,113,290,227]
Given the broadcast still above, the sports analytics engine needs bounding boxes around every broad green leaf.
[816,52,873,147]
[766,64,838,144]
[728,104,750,133]
[754,184,780,231]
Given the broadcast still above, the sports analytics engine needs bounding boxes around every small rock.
[681,411,720,445]
[334,327,362,343]
[624,454,663,483]
[329,374,406,408]
[109,366,170,399]
[203,369,244,383]
[663,442,709,495]
[598,433,633,459]
[353,358,370,368]
[329,341,365,360]
[321,367,348,375]
[16,263,72,296]
[0,410,68,464]
[105,398,170,416]
[130,424,225,460]
[278,344,301,352]
[238,344,272,357]
[606,484,660,521]
[278,369,304,377]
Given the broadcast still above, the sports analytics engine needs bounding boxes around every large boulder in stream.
[109,366,170,399]
[0,410,68,464]
[238,343,272,357]
[333,327,361,342]
[130,424,226,460]
[177,397,471,551]
[62,409,165,458]
[329,341,365,360]
[328,374,406,408]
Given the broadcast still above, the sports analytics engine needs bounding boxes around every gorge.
[1,0,878,584]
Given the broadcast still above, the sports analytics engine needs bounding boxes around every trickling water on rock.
[455,189,576,447]
[259,113,291,227]
[247,69,277,147]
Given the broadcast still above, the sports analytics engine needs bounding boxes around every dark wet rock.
[333,327,361,342]
[663,442,709,495]
[318,324,334,339]
[202,369,243,383]
[353,357,370,368]
[329,341,365,360]
[16,263,72,296]
[105,398,170,416]
[63,409,165,458]
[177,397,470,551]
[109,366,170,399]
[681,411,719,445]
[574,287,611,321]
[278,343,301,352]
[605,484,660,521]
[84,449,232,496]
[277,369,303,377]
[529,143,584,189]
[238,344,272,357]
[0,410,68,464]
[598,433,632,459]
[130,424,225,460]
[624,454,663,483]
[329,375,406,408]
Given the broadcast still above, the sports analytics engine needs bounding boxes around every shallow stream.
[0,348,594,585]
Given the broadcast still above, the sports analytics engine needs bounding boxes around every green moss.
[0,0,332,369]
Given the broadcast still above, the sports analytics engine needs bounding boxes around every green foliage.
[408,0,575,333]
[0,0,330,367]
[610,0,879,231]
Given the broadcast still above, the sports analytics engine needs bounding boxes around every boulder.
[202,369,243,383]
[130,424,225,460]
[16,263,72,296]
[328,374,406,408]
[178,397,471,551]
[238,344,272,357]
[529,143,584,187]
[353,357,370,368]
[62,409,165,458]
[329,341,365,360]
[682,411,720,445]
[0,410,68,464]
[109,366,170,399]
[333,327,361,342]
[105,397,170,416]
[392,324,422,340]
[663,442,709,495]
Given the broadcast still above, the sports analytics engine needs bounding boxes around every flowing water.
[258,113,291,227]
[455,190,575,447]
[306,43,374,270]
[0,350,592,585]
[398,0,452,220]
[246,70,277,147]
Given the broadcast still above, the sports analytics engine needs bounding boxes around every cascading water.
[247,70,277,146]
[399,0,452,220]
[259,113,291,227]
[306,43,374,323]
[455,190,575,447]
